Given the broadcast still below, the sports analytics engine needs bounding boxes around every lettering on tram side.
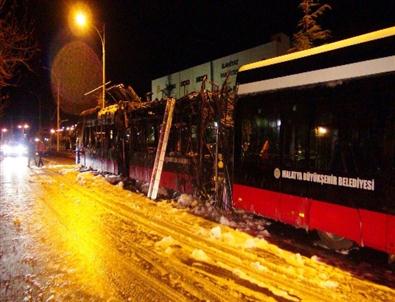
[274,168,375,191]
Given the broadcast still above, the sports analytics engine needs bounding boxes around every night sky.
[4,0,395,130]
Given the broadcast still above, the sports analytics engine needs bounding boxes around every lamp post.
[74,9,106,109]
[17,124,29,138]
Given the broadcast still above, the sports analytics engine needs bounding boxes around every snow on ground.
[1,160,395,301]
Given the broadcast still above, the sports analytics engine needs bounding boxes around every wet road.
[1,156,395,301]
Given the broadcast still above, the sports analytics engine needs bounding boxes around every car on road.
[0,141,28,157]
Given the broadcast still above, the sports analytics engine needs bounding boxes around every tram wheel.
[317,231,354,251]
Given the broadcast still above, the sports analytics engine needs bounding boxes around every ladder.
[147,98,176,200]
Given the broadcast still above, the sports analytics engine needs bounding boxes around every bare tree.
[290,0,331,51]
[0,0,37,115]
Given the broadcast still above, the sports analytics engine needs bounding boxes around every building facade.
[151,33,289,100]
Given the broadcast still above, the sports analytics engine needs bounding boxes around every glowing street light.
[75,11,87,27]
[72,5,106,109]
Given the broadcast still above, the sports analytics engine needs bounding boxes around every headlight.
[1,144,11,155]
[16,144,27,155]
[0,144,27,156]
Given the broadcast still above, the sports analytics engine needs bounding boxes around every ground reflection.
[0,156,29,183]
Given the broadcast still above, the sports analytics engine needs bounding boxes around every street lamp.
[72,6,106,109]
[17,124,29,137]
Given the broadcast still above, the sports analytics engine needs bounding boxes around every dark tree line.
[0,0,37,116]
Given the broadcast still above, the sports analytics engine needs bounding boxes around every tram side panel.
[233,73,395,254]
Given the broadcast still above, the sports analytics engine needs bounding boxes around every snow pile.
[104,174,123,185]
[174,194,272,243]
[74,168,273,245]
[285,253,305,267]
[75,168,273,249]
[311,255,321,262]
[177,194,193,207]
[222,232,235,244]
[191,249,210,262]
[320,280,339,289]
[76,172,105,187]
[58,167,79,175]
[139,182,168,197]
[244,238,257,249]
[155,236,179,256]
[219,215,231,226]
[210,226,222,239]
[251,261,268,273]
[76,173,88,186]
[155,236,176,249]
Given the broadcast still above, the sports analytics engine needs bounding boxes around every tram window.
[179,127,187,154]
[131,125,146,152]
[236,95,281,189]
[168,125,189,155]
[281,102,309,170]
[240,107,281,161]
[309,107,338,172]
[83,127,89,147]
[309,77,389,176]
[187,125,198,156]
[205,123,217,145]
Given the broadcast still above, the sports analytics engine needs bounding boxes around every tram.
[78,85,217,197]
[234,27,395,254]
[78,26,395,256]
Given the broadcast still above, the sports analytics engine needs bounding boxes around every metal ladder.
[147,98,176,200]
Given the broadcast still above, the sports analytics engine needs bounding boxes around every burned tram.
[78,83,232,200]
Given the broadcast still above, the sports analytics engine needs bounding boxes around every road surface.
[1,156,394,301]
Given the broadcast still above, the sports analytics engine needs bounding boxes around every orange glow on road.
[2,163,394,300]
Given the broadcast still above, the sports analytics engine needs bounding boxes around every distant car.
[0,141,28,157]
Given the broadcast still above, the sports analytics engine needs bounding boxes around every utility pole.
[38,96,42,133]
[57,82,60,152]
[102,24,106,109]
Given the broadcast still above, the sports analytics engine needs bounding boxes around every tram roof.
[239,26,395,73]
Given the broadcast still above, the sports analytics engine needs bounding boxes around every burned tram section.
[77,82,234,203]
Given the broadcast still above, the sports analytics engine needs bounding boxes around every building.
[151,33,289,100]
